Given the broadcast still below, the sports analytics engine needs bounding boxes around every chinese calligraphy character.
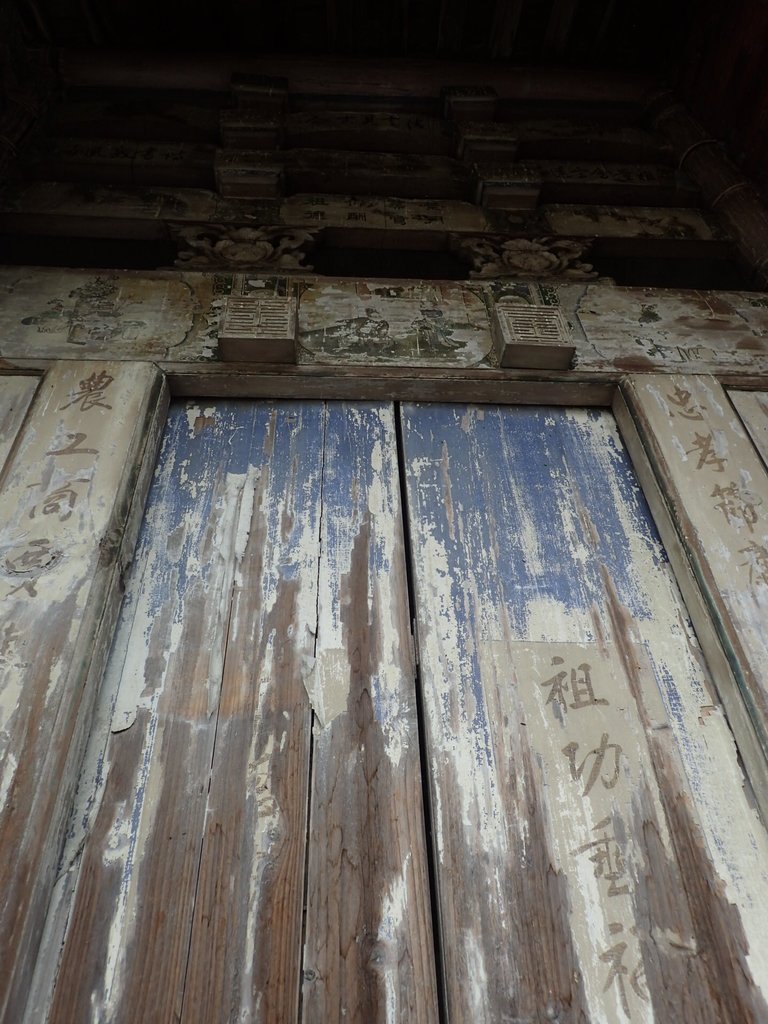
[60,370,114,412]
[666,384,704,420]
[600,924,648,1017]
[686,432,726,472]
[711,482,760,532]
[5,538,60,597]
[541,657,609,712]
[574,817,630,897]
[46,432,99,457]
[562,733,623,796]
[28,479,88,522]
[9,580,37,598]
[5,538,59,574]
[738,540,768,588]
[0,622,20,662]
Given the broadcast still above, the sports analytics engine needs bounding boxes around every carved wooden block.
[475,176,541,209]
[492,304,574,368]
[231,73,288,114]
[457,124,518,162]
[218,296,297,362]
[441,85,497,123]
[219,112,283,149]
[214,150,283,198]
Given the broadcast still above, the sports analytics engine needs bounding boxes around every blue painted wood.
[302,402,438,1024]
[401,403,768,1024]
[48,399,325,1024]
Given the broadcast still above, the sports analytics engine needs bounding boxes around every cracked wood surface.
[38,400,437,1024]
[622,375,768,793]
[302,404,438,1023]
[400,402,768,1022]
[0,376,38,482]
[0,361,168,1023]
[4,268,768,382]
[18,396,768,1023]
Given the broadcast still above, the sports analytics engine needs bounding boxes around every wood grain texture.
[164,364,617,405]
[0,361,168,1023]
[45,401,324,1024]
[621,375,768,783]
[301,403,439,1024]
[181,402,323,1024]
[401,403,768,1022]
[0,376,39,483]
[729,389,768,471]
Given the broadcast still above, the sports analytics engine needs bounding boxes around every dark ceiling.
[9,0,694,66]
[3,0,768,196]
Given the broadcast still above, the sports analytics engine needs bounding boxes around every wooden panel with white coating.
[401,403,768,1023]
[0,361,167,1023]
[43,401,324,1024]
[623,375,768,777]
[301,404,439,1024]
[729,389,768,471]
[0,376,39,481]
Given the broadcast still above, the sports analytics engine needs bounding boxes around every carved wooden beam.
[651,98,768,289]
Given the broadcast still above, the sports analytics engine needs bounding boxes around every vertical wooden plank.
[0,361,168,1023]
[729,389,768,469]
[45,401,324,1024]
[181,401,323,1023]
[401,403,768,1023]
[621,375,768,798]
[301,403,439,1024]
[0,376,39,483]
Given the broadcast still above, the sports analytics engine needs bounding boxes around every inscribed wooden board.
[0,361,167,1022]
[623,375,768,774]
[0,376,38,479]
[401,402,768,1023]
[729,389,768,471]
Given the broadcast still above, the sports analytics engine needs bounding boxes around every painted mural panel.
[0,268,225,360]
[298,281,495,366]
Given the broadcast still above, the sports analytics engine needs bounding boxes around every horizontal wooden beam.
[58,51,659,104]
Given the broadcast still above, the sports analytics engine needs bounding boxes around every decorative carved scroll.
[452,235,598,280]
[173,224,317,270]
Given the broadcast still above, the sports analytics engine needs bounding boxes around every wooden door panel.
[42,399,438,1024]
[45,400,323,1023]
[301,402,438,1024]
[401,402,768,1023]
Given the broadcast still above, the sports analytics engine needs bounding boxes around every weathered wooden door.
[8,391,768,1022]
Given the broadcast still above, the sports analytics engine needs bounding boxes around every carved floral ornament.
[453,235,599,280]
[173,225,317,270]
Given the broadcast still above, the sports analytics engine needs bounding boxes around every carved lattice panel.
[218,296,297,362]
[493,304,574,369]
